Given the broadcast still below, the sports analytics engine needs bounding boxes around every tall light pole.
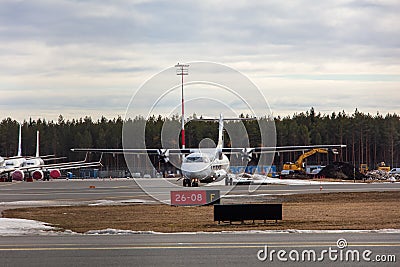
[175,63,189,149]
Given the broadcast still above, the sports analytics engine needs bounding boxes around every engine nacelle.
[157,149,170,163]
[49,169,61,179]
[32,170,44,180]
[12,170,25,181]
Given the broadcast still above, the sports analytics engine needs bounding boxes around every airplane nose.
[181,163,211,179]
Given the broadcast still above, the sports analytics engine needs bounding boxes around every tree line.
[0,108,399,170]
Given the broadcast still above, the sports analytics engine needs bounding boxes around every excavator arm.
[294,148,329,169]
[283,148,332,173]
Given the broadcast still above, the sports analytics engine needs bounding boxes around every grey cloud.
[0,0,398,65]
[1,1,398,47]
[0,0,200,44]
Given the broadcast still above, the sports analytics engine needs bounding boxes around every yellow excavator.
[281,148,337,176]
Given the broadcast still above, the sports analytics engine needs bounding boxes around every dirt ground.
[3,191,400,233]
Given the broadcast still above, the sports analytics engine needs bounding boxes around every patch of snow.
[204,179,226,186]
[206,174,358,186]
[88,200,117,206]
[0,218,57,236]
[0,200,61,206]
[81,228,400,235]
[2,220,399,236]
[251,176,349,185]
[120,199,156,204]
[85,229,159,235]
[88,199,156,206]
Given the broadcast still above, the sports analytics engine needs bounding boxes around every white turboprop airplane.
[1,127,102,181]
[72,114,346,187]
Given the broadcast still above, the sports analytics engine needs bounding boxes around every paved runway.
[1,179,400,207]
[0,232,398,266]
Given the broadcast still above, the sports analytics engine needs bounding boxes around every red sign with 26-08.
[171,190,207,205]
[170,190,220,206]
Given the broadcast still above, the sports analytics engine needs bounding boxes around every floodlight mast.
[175,63,189,149]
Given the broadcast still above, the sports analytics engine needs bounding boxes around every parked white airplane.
[2,125,27,178]
[2,126,63,171]
[1,126,102,181]
[72,114,346,187]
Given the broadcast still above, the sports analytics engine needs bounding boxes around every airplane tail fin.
[192,114,257,149]
[36,131,40,157]
[217,114,224,148]
[17,124,22,157]
[191,114,225,149]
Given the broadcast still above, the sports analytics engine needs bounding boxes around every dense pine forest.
[1,108,399,171]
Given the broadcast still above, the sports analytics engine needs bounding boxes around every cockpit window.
[185,156,209,163]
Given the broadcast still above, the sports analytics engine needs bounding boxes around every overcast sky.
[1,0,399,121]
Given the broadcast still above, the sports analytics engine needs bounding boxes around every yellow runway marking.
[1,242,400,251]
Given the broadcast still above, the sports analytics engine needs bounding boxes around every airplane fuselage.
[2,158,26,181]
[181,152,229,182]
[25,158,45,167]
[4,158,26,170]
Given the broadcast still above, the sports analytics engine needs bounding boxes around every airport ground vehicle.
[377,162,391,172]
[389,168,400,175]
[360,163,369,174]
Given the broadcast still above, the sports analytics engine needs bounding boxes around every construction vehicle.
[281,148,337,176]
[360,163,369,174]
[377,162,391,172]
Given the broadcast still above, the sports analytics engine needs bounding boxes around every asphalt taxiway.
[1,178,399,207]
[0,232,398,266]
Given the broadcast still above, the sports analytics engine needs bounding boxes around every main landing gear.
[183,178,199,187]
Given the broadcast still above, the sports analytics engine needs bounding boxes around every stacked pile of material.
[318,162,365,180]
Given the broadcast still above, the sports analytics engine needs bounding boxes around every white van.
[389,168,400,175]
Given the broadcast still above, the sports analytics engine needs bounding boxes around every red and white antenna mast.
[175,63,189,149]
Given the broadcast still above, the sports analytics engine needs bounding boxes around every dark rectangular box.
[214,204,282,222]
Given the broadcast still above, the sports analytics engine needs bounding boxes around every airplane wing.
[0,156,102,174]
[34,156,102,171]
[4,155,56,160]
[221,144,346,154]
[71,148,193,154]
[72,144,346,155]
[50,161,103,170]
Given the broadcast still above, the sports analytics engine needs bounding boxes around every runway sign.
[171,190,220,206]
